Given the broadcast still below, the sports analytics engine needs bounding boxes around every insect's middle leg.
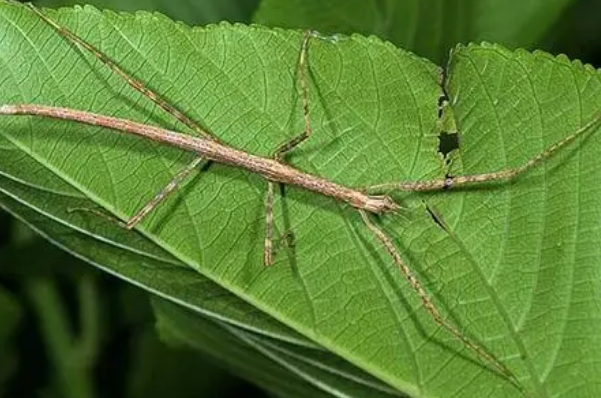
[263,31,316,266]
[274,30,314,161]
[264,181,275,266]
[263,31,313,266]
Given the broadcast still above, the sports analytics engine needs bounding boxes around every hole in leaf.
[438,131,459,157]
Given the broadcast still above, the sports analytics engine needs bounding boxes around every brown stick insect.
[2,3,600,393]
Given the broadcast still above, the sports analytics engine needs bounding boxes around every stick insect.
[2,3,600,392]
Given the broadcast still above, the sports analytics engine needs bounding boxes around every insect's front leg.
[365,113,601,194]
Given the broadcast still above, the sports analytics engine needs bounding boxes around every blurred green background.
[1,0,601,397]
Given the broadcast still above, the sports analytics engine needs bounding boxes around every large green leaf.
[254,0,575,62]
[1,2,600,398]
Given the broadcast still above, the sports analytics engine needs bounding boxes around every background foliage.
[1,0,601,397]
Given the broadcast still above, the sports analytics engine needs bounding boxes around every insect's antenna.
[358,209,520,386]
[26,3,216,141]
[369,113,601,192]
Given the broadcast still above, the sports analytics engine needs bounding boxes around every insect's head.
[362,195,401,214]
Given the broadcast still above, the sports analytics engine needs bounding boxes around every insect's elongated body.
[0,104,399,214]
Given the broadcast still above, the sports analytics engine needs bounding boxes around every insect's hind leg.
[125,157,206,229]
[72,156,204,230]
[26,3,216,141]
[67,157,206,229]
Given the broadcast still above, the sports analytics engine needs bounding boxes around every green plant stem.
[27,276,99,398]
